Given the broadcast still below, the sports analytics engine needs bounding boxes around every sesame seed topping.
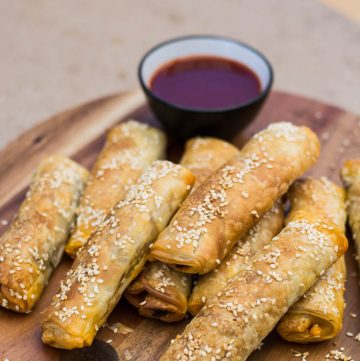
[0,156,87,311]
[45,160,188,329]
[68,121,164,252]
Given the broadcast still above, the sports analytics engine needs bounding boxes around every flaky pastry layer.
[125,137,240,322]
[277,177,347,343]
[160,193,347,360]
[42,161,194,349]
[151,122,320,274]
[0,156,88,312]
[65,120,166,258]
[188,201,284,316]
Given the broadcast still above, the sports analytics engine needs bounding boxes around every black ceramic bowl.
[138,35,273,140]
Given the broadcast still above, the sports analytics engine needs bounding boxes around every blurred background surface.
[0,0,359,148]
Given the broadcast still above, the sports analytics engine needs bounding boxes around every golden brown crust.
[0,156,88,312]
[41,161,194,349]
[65,120,166,258]
[277,177,347,342]
[125,137,240,322]
[188,202,284,316]
[341,159,360,269]
[286,177,346,229]
[151,122,320,274]
[160,198,347,361]
[278,257,346,342]
[179,137,240,189]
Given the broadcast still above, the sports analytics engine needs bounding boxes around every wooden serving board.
[0,90,359,361]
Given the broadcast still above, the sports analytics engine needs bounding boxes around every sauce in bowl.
[150,56,261,110]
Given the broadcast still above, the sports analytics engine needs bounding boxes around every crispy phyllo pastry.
[0,156,88,313]
[179,137,240,189]
[160,185,347,361]
[277,177,347,342]
[42,161,194,349]
[341,159,360,270]
[65,120,166,258]
[125,137,240,322]
[151,122,320,274]
[188,202,284,316]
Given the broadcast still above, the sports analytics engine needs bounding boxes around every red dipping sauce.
[150,56,261,110]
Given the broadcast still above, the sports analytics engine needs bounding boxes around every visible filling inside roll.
[279,313,335,342]
[128,290,180,319]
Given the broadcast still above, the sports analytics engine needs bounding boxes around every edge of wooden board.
[0,89,145,208]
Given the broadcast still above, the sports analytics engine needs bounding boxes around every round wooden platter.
[0,90,359,361]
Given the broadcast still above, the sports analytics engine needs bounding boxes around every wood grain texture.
[0,90,359,361]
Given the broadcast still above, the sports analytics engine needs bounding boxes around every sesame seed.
[325,347,354,360]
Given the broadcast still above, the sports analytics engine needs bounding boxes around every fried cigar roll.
[188,202,284,316]
[125,137,240,322]
[151,122,320,274]
[0,156,88,313]
[160,194,348,361]
[277,177,347,343]
[341,159,360,270]
[65,120,166,258]
[42,161,194,349]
